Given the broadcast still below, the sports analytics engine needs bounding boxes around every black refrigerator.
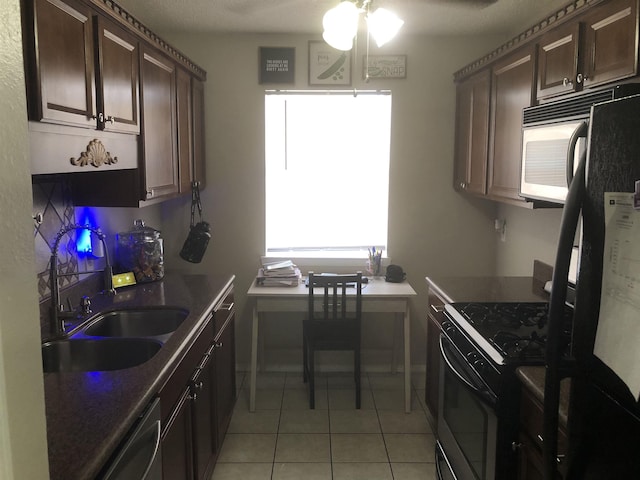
[544,93,640,479]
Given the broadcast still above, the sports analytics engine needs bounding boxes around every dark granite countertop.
[516,366,571,427]
[425,275,549,304]
[43,273,234,480]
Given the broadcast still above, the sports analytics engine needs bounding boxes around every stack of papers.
[257,260,301,287]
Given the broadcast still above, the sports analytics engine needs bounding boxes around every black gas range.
[436,301,573,480]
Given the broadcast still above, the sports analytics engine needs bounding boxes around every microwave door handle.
[566,121,588,187]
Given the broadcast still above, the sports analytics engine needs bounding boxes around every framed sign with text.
[260,47,295,84]
[364,55,407,79]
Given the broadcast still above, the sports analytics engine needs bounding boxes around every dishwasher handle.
[141,421,161,480]
[101,398,163,480]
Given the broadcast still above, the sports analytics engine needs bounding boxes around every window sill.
[262,254,390,274]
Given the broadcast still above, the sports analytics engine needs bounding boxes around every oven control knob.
[442,322,457,338]
[473,359,486,371]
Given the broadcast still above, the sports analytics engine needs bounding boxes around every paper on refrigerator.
[595,192,640,400]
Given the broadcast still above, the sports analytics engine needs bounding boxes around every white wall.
[0,1,50,478]
[156,32,506,370]
[495,204,563,276]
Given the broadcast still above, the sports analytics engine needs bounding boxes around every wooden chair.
[303,271,363,409]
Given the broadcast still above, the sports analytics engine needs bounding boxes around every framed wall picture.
[308,41,351,86]
[364,55,407,79]
[259,47,295,84]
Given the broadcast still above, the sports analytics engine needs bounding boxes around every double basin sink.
[42,307,189,373]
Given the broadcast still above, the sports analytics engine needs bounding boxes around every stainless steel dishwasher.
[100,397,162,480]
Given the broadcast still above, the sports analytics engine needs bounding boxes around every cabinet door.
[161,388,194,480]
[582,0,638,88]
[94,17,139,134]
[192,79,207,188]
[177,68,194,194]
[29,0,95,127]
[140,47,179,200]
[453,69,490,195]
[488,46,535,203]
[214,319,236,447]
[537,22,580,100]
[425,290,445,426]
[191,356,217,480]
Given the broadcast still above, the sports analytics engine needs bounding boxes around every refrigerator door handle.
[566,120,588,188]
[543,150,586,480]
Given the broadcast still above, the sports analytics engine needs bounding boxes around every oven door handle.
[439,335,497,409]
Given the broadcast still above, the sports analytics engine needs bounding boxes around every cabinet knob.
[194,381,204,391]
[576,73,588,84]
[146,189,154,198]
[511,441,523,451]
[215,341,224,349]
[106,115,115,124]
[562,77,573,87]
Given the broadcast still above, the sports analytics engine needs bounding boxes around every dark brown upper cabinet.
[537,0,638,101]
[581,0,638,89]
[454,69,491,196]
[24,0,139,133]
[537,22,581,100]
[192,79,207,189]
[94,15,140,133]
[24,0,96,128]
[488,46,536,204]
[140,46,179,201]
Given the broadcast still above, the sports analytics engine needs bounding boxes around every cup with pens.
[367,247,382,277]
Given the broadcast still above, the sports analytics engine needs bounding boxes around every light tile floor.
[211,371,437,480]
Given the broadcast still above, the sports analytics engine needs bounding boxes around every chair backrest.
[307,272,363,322]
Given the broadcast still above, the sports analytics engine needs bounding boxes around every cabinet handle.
[146,189,154,198]
[430,304,444,314]
[576,73,588,84]
[215,341,224,349]
[220,302,234,312]
[194,381,204,391]
[562,77,573,87]
[511,441,523,451]
[537,434,544,443]
[106,115,115,124]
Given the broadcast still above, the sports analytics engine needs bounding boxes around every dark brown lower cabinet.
[516,386,566,480]
[160,283,236,480]
[214,319,235,447]
[161,389,193,480]
[192,349,216,480]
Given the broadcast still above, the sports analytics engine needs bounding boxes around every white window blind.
[265,91,391,257]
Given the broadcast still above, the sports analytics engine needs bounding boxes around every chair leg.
[309,347,315,409]
[302,334,308,383]
[355,347,361,409]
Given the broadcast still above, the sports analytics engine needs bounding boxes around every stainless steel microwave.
[521,120,586,204]
[520,84,640,204]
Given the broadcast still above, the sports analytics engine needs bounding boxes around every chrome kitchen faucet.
[49,224,115,337]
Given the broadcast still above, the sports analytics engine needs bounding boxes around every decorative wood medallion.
[70,139,118,168]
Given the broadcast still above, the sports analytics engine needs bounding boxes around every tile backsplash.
[32,179,79,301]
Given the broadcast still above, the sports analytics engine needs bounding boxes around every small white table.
[246,277,417,412]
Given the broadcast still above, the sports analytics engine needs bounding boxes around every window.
[265,91,391,257]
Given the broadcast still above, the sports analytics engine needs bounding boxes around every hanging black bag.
[180,182,211,263]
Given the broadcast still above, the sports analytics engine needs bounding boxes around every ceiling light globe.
[322,29,355,51]
[367,7,404,47]
[322,1,359,38]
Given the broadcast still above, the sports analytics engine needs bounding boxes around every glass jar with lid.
[116,219,164,283]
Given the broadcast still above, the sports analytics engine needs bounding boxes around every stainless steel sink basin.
[42,338,162,373]
[83,307,189,338]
